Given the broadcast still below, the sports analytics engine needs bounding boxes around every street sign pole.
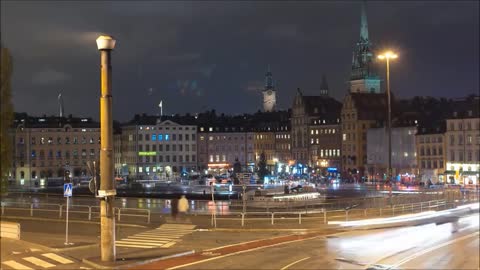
[65,195,69,245]
[64,183,73,245]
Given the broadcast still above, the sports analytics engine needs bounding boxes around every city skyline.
[1,1,478,121]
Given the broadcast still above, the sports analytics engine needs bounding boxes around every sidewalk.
[1,214,340,269]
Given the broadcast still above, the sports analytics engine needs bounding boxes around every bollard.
[88,206,92,220]
[118,208,121,221]
[271,213,275,225]
[241,213,245,227]
[1,204,4,216]
[147,210,151,223]
[59,205,63,219]
[30,203,33,217]
[299,213,302,224]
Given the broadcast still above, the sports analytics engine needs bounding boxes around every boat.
[233,185,326,209]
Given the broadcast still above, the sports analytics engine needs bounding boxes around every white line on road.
[166,235,322,270]
[390,231,480,269]
[22,257,55,268]
[41,253,74,264]
[2,260,33,270]
[280,257,311,270]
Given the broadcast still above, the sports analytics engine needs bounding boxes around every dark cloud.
[1,1,478,121]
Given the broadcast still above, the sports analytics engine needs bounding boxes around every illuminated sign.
[138,151,156,156]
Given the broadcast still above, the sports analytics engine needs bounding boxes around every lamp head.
[96,35,116,50]
[378,51,398,60]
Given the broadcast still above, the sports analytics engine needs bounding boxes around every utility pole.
[96,35,117,262]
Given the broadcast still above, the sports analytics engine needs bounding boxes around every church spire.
[348,0,380,93]
[360,0,369,43]
[265,64,274,90]
[320,74,329,96]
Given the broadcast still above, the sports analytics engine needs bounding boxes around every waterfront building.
[119,115,197,179]
[11,113,100,186]
[415,122,446,183]
[291,88,342,172]
[366,126,417,183]
[444,97,480,184]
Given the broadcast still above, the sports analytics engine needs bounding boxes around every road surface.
[140,213,479,270]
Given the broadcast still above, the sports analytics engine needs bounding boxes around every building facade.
[197,127,255,174]
[366,126,417,182]
[12,114,100,186]
[444,100,480,185]
[415,123,446,183]
[120,117,197,179]
[341,93,386,179]
[291,88,342,171]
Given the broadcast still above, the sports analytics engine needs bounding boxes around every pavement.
[1,214,340,270]
[2,201,478,269]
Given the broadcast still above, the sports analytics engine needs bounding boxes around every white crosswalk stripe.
[115,223,196,249]
[22,257,55,268]
[1,253,74,269]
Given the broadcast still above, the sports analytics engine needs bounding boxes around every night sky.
[1,1,478,121]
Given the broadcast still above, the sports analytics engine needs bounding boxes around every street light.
[378,51,398,187]
[96,35,116,262]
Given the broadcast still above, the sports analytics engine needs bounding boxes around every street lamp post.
[378,51,398,188]
[96,35,117,262]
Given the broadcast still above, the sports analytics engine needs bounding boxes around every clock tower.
[263,65,276,112]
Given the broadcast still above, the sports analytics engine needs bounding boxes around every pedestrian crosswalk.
[2,252,75,269]
[115,223,196,249]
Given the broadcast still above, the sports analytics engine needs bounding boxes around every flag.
[159,100,162,108]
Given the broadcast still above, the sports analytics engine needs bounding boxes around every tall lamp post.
[378,51,398,187]
[96,35,117,262]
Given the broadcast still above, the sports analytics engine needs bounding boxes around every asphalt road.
[163,214,479,270]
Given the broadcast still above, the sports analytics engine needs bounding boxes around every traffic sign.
[64,183,73,197]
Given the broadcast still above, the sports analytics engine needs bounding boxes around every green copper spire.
[360,0,369,42]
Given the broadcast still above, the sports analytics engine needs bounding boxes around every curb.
[1,215,148,228]
[51,243,100,252]
[82,250,196,270]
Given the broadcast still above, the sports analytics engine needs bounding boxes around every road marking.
[41,253,73,264]
[167,235,322,270]
[115,224,195,249]
[2,260,33,270]
[391,231,480,268]
[22,257,55,268]
[161,242,177,248]
[116,241,167,246]
[280,256,310,270]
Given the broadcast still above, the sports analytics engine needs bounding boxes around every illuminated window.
[152,134,156,141]
[216,155,220,162]
[342,134,347,141]
[158,134,163,141]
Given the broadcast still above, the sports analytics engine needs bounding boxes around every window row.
[21,136,99,145]
[449,150,480,162]
[420,160,444,169]
[140,155,196,163]
[310,129,336,135]
[419,146,443,156]
[31,149,97,159]
[138,133,196,142]
[138,144,196,152]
